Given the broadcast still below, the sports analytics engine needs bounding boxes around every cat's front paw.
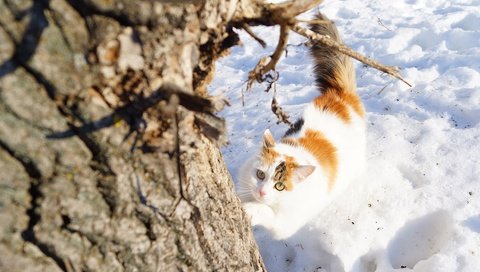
[242,202,275,228]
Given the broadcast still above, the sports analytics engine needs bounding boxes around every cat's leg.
[242,202,275,229]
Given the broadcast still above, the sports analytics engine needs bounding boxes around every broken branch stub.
[247,24,289,90]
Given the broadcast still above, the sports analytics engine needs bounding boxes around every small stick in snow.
[377,81,393,95]
[241,87,245,107]
[377,17,393,32]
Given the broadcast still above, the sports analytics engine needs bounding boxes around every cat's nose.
[259,189,266,197]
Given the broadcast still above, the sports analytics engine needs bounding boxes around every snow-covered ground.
[210,0,480,271]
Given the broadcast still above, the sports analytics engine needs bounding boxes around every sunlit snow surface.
[209,0,480,271]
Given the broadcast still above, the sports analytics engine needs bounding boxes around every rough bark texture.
[0,0,265,271]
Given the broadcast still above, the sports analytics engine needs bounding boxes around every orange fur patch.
[314,91,351,122]
[260,147,279,165]
[283,156,299,191]
[313,88,365,122]
[338,90,365,117]
[281,138,298,146]
[298,129,338,190]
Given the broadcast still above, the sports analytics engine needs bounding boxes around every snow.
[209,0,480,271]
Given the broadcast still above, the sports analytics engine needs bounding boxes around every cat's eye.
[274,182,285,191]
[256,169,265,180]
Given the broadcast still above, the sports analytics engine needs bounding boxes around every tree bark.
[0,0,265,271]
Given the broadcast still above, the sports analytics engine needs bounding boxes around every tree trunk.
[0,0,265,271]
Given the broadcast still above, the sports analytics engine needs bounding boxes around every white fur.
[237,104,366,239]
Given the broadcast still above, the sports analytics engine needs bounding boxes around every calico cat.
[236,13,366,239]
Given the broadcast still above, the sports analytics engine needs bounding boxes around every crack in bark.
[9,20,122,215]
[169,110,188,217]
[0,136,68,271]
[60,214,99,248]
[18,64,119,215]
[189,205,216,268]
[0,139,67,271]
[22,179,68,272]
[171,110,217,268]
[0,139,42,178]
[113,251,128,271]
[93,174,117,215]
[174,237,195,269]
[0,0,163,223]
[0,1,79,132]
[2,15,120,262]
[134,209,157,241]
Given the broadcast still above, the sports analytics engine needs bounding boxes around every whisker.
[236,193,252,198]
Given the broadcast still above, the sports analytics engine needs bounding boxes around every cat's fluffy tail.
[310,13,356,94]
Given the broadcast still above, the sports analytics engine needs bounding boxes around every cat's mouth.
[255,191,273,204]
[253,193,263,202]
[252,190,265,202]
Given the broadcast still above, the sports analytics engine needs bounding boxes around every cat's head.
[239,129,315,205]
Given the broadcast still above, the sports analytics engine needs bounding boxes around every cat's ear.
[262,129,275,148]
[294,165,315,182]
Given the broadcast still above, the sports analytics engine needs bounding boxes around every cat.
[236,13,366,239]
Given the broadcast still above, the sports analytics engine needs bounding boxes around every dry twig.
[377,17,393,32]
[270,74,292,126]
[271,96,292,126]
[292,24,412,87]
[247,24,290,90]
[242,23,267,48]
[377,81,393,95]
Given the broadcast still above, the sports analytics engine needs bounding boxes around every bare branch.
[264,24,290,73]
[247,56,269,90]
[292,24,412,87]
[242,23,267,48]
[247,24,289,89]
